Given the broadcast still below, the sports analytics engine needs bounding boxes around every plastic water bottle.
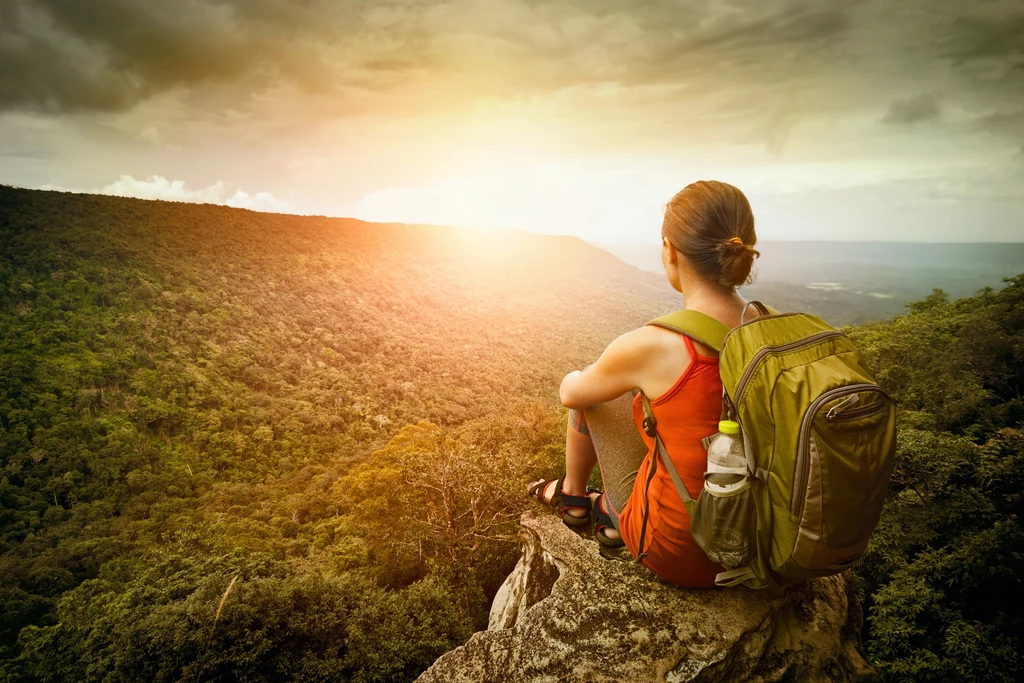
[705,420,748,495]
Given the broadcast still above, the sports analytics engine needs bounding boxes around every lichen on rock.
[417,510,877,683]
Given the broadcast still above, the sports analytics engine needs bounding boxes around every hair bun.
[721,236,759,257]
[714,238,761,286]
[720,237,749,256]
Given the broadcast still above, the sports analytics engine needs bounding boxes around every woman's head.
[661,180,760,289]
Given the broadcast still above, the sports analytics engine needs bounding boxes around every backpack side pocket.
[690,479,757,569]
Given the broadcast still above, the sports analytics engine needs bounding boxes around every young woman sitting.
[528,180,763,587]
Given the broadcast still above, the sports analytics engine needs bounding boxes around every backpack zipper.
[826,399,886,421]
[731,330,845,412]
[792,383,892,517]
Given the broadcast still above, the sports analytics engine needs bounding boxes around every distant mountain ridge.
[0,185,682,432]
[598,239,1024,325]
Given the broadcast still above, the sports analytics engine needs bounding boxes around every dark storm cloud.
[0,0,865,115]
[935,7,1024,116]
[882,94,942,126]
[0,35,139,112]
[0,0,343,112]
[1,0,1023,128]
[0,0,137,110]
[37,0,251,85]
[945,13,1024,78]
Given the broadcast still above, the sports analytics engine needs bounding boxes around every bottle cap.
[718,420,740,435]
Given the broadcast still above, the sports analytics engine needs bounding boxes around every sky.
[1,0,1023,243]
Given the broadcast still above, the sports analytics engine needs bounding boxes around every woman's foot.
[527,476,593,529]
[591,493,622,546]
[527,479,621,542]
[530,478,589,521]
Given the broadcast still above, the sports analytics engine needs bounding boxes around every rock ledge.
[417,510,877,683]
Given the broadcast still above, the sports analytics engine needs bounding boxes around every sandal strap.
[528,476,565,514]
[559,491,591,510]
[528,476,593,514]
[591,493,616,528]
[527,477,555,501]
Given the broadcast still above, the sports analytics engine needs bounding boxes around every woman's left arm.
[559,328,654,410]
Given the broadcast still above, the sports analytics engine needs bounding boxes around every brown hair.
[662,180,760,287]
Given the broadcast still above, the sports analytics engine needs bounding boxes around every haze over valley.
[600,240,1024,325]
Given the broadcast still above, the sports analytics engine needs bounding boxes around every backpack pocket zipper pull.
[826,394,860,420]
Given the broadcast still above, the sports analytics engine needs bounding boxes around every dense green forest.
[1,186,1021,682]
[0,186,677,681]
[850,283,1023,682]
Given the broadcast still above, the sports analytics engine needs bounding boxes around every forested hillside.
[849,281,1024,682]
[0,186,680,681]
[1,186,1021,682]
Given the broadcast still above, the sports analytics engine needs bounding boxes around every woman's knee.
[568,408,591,436]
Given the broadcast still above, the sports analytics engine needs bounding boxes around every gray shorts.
[568,390,649,531]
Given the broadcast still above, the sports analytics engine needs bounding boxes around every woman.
[528,180,762,588]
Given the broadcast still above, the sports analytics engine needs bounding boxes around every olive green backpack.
[639,301,897,589]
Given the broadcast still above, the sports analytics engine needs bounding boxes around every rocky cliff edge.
[416,510,877,683]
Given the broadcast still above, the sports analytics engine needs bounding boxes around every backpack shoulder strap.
[648,301,780,353]
[638,309,730,519]
[647,309,730,353]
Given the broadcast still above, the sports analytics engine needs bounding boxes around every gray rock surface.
[417,510,877,683]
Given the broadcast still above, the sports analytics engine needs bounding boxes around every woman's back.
[633,303,756,400]
[618,305,764,586]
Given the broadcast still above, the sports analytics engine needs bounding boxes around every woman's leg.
[534,393,647,537]
[582,391,648,534]
[532,409,598,522]
[563,415,597,497]
[562,416,599,522]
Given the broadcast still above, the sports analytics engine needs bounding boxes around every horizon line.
[4,184,1023,245]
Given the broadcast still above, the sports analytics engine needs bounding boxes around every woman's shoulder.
[620,324,683,353]
[621,300,766,359]
[631,319,720,359]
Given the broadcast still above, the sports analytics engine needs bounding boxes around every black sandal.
[527,475,593,529]
[592,493,625,548]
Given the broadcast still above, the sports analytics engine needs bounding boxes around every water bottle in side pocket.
[691,420,757,568]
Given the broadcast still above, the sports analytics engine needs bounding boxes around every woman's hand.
[559,328,659,409]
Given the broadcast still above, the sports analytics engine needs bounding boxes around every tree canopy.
[1,186,1021,681]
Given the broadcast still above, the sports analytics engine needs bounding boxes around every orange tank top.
[618,334,724,587]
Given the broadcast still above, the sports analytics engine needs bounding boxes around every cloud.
[43,174,293,213]
[0,0,338,113]
[0,0,1018,123]
[973,108,1024,136]
[1013,145,1024,169]
[745,104,803,155]
[945,12,1024,80]
[3,0,1024,216]
[882,94,942,125]
[139,126,179,150]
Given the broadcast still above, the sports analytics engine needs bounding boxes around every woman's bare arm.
[559,328,658,409]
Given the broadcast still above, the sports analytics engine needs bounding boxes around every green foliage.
[335,405,564,626]
[2,186,1023,681]
[0,187,663,681]
[13,551,468,683]
[851,275,1024,682]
